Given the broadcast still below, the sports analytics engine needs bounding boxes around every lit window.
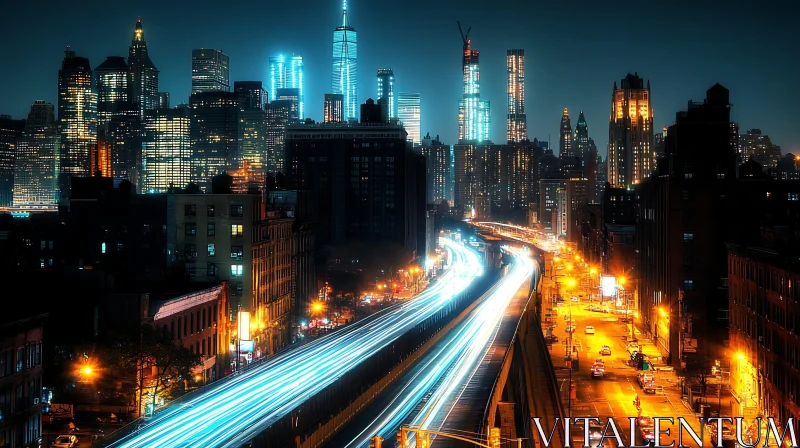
[207,244,215,257]
[101,242,106,254]
[231,224,243,237]
[231,264,243,276]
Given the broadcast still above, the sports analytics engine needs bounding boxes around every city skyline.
[1,1,798,153]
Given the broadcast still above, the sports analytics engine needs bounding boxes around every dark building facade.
[0,314,46,448]
[190,92,245,189]
[286,117,425,259]
[636,84,800,368]
[728,227,800,427]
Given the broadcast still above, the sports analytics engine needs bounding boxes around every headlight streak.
[111,239,482,448]
[340,246,535,448]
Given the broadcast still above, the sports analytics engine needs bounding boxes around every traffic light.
[397,429,408,447]
[415,431,430,448]
[369,436,383,448]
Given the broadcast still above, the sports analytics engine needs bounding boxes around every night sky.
[2,0,798,154]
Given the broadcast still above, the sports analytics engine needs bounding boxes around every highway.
[326,246,535,448]
[108,238,483,448]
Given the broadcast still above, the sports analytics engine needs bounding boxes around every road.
[107,239,483,448]
[547,297,705,445]
[325,246,535,448]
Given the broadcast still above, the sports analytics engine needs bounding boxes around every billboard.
[238,311,250,341]
[239,340,255,353]
[600,276,616,297]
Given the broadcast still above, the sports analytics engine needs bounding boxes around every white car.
[584,325,595,334]
[570,296,580,302]
[600,345,612,355]
[51,435,78,447]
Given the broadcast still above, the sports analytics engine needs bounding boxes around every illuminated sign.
[600,276,616,297]
[239,340,255,353]
[238,311,250,341]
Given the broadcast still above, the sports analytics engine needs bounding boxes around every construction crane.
[457,21,472,50]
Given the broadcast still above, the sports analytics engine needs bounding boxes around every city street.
[545,296,709,445]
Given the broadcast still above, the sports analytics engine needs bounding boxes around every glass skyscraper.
[457,35,490,143]
[14,101,60,208]
[397,93,421,144]
[192,49,230,93]
[142,108,191,193]
[332,1,358,120]
[376,69,396,120]
[269,55,304,120]
[58,47,97,197]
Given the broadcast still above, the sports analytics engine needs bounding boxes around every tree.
[102,325,202,416]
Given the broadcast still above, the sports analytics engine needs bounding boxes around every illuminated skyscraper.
[190,92,244,188]
[506,49,527,143]
[142,108,191,193]
[128,18,159,115]
[266,101,290,173]
[457,23,490,143]
[58,47,97,197]
[397,93,421,144]
[234,81,267,111]
[192,49,230,93]
[275,88,301,122]
[324,93,344,123]
[376,69,396,120]
[608,72,654,188]
[332,0,358,120]
[95,56,129,127]
[0,116,25,206]
[559,108,572,158]
[13,101,60,208]
[235,82,268,183]
[269,55,304,120]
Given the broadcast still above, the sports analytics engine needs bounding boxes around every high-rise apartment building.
[58,47,97,197]
[420,133,451,204]
[538,179,565,231]
[190,92,244,188]
[457,26,490,143]
[192,49,230,93]
[234,81,267,111]
[559,108,573,163]
[142,108,191,193]
[654,127,666,161]
[128,18,159,115]
[13,101,60,208]
[269,55,304,119]
[332,2,358,120]
[286,116,426,258]
[0,116,25,206]
[506,49,526,143]
[324,93,344,123]
[739,129,781,171]
[608,73,654,188]
[376,69,396,120]
[397,93,421,145]
[275,88,301,123]
[158,92,170,109]
[266,101,290,173]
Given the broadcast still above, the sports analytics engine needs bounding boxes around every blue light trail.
[109,238,482,448]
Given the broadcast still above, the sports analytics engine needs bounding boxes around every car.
[600,345,612,355]
[637,416,654,429]
[595,358,605,366]
[584,326,595,334]
[643,382,657,394]
[556,302,565,308]
[571,296,580,302]
[51,435,78,447]
[640,428,656,443]
[591,367,604,378]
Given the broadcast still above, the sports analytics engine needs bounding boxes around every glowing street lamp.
[311,301,325,314]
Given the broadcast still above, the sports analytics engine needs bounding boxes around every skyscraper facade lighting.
[324,93,344,123]
[192,49,230,93]
[142,108,191,193]
[457,24,490,143]
[376,69,396,120]
[506,49,527,143]
[13,101,60,209]
[269,55,304,120]
[608,72,654,188]
[58,47,97,196]
[332,0,358,120]
[397,93,421,144]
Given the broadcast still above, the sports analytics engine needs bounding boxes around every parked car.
[584,325,595,334]
[637,416,654,429]
[643,381,657,394]
[571,296,580,302]
[600,345,612,355]
[51,435,78,447]
[637,373,654,387]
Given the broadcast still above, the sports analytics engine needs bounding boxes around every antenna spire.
[342,0,348,27]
